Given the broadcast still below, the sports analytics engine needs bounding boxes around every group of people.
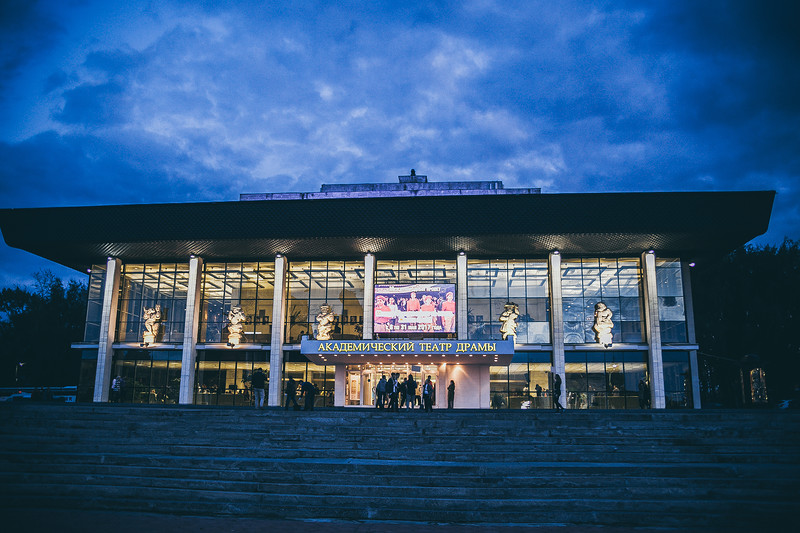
[375,373,444,412]
[247,369,319,411]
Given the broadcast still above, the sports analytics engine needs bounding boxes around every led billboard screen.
[374,283,456,334]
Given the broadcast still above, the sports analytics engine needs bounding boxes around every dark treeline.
[692,239,800,404]
[0,271,87,387]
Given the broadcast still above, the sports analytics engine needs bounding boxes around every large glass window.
[663,351,693,408]
[200,262,275,344]
[116,263,189,344]
[656,260,688,343]
[565,351,647,409]
[467,259,550,343]
[194,350,269,406]
[109,350,182,404]
[77,350,98,402]
[490,353,552,409]
[286,261,365,343]
[83,265,106,343]
[562,258,643,344]
[282,352,334,408]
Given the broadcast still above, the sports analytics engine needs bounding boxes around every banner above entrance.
[300,337,516,365]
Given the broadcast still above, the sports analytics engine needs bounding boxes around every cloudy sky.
[1,0,798,287]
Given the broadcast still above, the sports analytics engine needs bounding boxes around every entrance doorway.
[344,363,439,407]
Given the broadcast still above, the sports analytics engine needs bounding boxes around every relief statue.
[227,306,246,346]
[315,304,336,341]
[593,301,614,347]
[142,304,161,345]
[499,302,520,341]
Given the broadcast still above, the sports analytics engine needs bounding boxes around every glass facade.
[467,259,550,343]
[286,261,365,343]
[282,352,335,408]
[75,253,697,409]
[490,353,552,409]
[561,258,643,344]
[116,263,189,344]
[656,260,688,343]
[83,265,106,343]
[194,350,269,406]
[565,351,648,409]
[663,351,692,408]
[109,349,182,404]
[200,262,275,344]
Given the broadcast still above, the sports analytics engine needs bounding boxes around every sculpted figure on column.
[593,301,614,347]
[227,306,246,346]
[315,304,336,340]
[499,302,520,341]
[142,304,161,345]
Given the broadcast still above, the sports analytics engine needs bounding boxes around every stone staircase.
[1,403,798,530]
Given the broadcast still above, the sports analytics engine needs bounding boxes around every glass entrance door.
[345,363,439,407]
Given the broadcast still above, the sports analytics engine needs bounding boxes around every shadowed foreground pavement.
[7,508,710,533]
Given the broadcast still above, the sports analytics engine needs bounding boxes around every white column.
[548,252,566,406]
[179,256,203,404]
[362,253,375,340]
[457,253,468,340]
[682,261,702,409]
[268,255,288,406]
[93,257,122,402]
[334,365,346,406]
[642,251,666,409]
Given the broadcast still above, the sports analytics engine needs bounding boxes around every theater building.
[0,172,774,409]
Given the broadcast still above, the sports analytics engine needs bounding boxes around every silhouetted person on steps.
[300,380,318,411]
[447,380,455,409]
[285,376,300,410]
[552,373,564,411]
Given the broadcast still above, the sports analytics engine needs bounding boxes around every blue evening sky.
[1,0,798,287]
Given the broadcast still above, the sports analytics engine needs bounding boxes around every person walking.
[285,376,300,410]
[552,373,564,411]
[251,367,266,409]
[447,380,455,409]
[376,374,387,409]
[638,378,651,409]
[422,376,434,412]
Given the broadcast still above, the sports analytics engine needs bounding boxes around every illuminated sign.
[301,338,514,356]
[374,283,456,334]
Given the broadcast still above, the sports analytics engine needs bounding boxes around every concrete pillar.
[642,251,666,409]
[457,253,468,340]
[363,253,375,340]
[268,255,288,406]
[548,252,566,406]
[93,257,122,402]
[682,261,702,409]
[334,365,346,406]
[179,256,203,404]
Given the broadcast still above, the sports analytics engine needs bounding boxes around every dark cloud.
[0,0,798,286]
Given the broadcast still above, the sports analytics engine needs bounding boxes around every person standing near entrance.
[300,380,318,411]
[552,373,564,411]
[447,380,455,409]
[405,374,416,409]
[376,374,387,408]
[251,367,266,409]
[111,375,122,403]
[422,376,434,412]
[387,373,400,412]
[285,376,300,410]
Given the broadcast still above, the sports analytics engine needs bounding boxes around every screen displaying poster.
[374,283,456,334]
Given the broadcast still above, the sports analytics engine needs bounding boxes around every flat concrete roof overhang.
[0,190,775,272]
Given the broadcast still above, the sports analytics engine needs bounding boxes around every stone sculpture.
[315,304,336,340]
[499,302,520,341]
[142,304,161,345]
[593,301,614,347]
[227,306,246,346]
